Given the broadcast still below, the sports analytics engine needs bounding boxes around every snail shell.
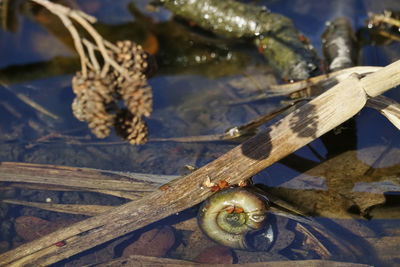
[198,187,272,250]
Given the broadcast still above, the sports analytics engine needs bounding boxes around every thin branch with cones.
[31,0,154,144]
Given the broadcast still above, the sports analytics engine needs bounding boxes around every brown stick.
[0,162,163,192]
[1,61,399,266]
[0,161,176,200]
[2,200,113,216]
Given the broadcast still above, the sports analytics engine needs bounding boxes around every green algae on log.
[161,0,320,80]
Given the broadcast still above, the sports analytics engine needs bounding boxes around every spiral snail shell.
[198,187,273,250]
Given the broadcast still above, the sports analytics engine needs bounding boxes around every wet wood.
[0,162,170,192]
[7,183,144,201]
[0,60,399,266]
[2,199,113,216]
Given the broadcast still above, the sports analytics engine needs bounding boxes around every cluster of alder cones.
[72,40,153,145]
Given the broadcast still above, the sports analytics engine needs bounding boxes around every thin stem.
[31,0,88,76]
[104,40,120,53]
[67,11,130,79]
[30,0,130,79]
[83,38,100,72]
[57,15,87,76]
[76,9,97,24]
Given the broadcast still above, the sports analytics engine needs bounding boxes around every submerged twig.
[0,162,170,192]
[151,101,299,143]
[2,84,60,120]
[3,199,113,216]
[8,183,143,200]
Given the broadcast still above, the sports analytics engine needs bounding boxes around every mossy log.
[161,0,320,80]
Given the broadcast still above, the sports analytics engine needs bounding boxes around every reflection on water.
[0,0,399,266]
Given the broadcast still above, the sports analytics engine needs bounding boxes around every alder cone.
[70,39,154,144]
[112,40,153,117]
[120,78,152,117]
[71,71,115,138]
[114,109,148,145]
